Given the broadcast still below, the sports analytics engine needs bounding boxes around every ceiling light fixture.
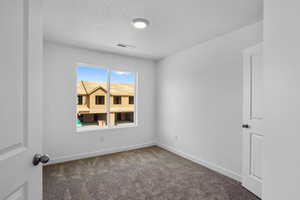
[132,18,150,29]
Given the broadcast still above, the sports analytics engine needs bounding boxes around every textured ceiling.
[43,0,263,60]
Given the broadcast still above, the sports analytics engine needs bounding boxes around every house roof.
[77,81,134,96]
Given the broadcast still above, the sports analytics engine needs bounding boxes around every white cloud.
[115,71,130,75]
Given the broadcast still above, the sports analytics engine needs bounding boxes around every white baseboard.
[47,142,155,165]
[156,143,242,182]
[47,141,241,182]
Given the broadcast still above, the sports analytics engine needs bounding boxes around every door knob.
[33,154,50,166]
[242,124,250,129]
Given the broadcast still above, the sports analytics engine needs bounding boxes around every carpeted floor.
[43,146,260,200]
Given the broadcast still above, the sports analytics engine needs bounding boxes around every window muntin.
[76,65,136,130]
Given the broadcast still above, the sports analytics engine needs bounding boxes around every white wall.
[43,42,156,163]
[156,22,262,180]
[263,1,300,199]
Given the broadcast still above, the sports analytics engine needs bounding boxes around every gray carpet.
[43,146,260,200]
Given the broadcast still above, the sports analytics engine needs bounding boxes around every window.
[76,65,136,131]
[129,96,134,104]
[113,96,121,104]
[77,95,83,105]
[95,95,105,105]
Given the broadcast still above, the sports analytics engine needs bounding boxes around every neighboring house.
[77,81,134,127]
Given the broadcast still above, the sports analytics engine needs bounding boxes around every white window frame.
[76,63,138,133]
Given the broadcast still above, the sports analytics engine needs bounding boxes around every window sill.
[76,123,137,133]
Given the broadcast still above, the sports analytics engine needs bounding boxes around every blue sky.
[77,65,134,84]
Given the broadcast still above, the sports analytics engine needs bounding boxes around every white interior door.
[0,0,43,199]
[242,44,263,198]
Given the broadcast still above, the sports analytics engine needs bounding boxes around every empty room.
[1,0,299,200]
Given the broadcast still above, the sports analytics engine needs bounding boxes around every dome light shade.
[132,18,149,29]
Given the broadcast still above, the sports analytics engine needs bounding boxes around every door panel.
[242,44,263,198]
[0,0,27,157]
[250,133,262,179]
[250,54,263,120]
[0,0,43,199]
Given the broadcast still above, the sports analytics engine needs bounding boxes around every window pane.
[95,96,105,105]
[113,96,121,104]
[77,95,83,105]
[77,66,108,129]
[109,71,135,126]
[129,96,134,104]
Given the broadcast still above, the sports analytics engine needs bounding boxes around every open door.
[0,0,44,199]
[242,44,263,198]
